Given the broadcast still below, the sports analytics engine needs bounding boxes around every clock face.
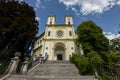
[57,31,63,37]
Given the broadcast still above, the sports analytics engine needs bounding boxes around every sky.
[21,0,120,40]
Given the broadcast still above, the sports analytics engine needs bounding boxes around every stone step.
[35,66,77,70]
[28,71,80,76]
[28,73,80,76]
[9,75,96,79]
[33,67,78,71]
[45,60,71,64]
[28,69,79,76]
[30,68,79,72]
[6,75,97,80]
[6,77,97,80]
[37,64,76,68]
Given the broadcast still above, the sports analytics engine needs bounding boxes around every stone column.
[21,57,29,74]
[7,52,20,74]
[39,56,44,63]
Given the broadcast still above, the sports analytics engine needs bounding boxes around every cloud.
[103,32,120,40]
[19,0,24,2]
[117,0,120,5]
[41,6,45,9]
[59,0,78,6]
[72,7,80,15]
[34,0,46,10]
[45,0,51,2]
[35,17,40,21]
[35,0,41,9]
[58,0,120,15]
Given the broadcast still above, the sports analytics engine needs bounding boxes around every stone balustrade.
[6,52,20,74]
[4,52,48,75]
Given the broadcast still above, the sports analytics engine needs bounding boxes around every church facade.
[32,16,79,61]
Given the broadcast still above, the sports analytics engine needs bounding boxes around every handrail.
[27,58,39,71]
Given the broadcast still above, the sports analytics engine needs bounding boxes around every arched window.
[68,18,70,24]
[69,31,72,36]
[40,40,42,43]
[50,18,52,24]
[50,21,52,24]
[71,47,73,50]
[46,47,48,50]
[48,31,50,36]
[68,21,70,24]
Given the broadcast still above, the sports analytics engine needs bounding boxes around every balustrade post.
[6,52,20,74]
[21,57,29,74]
[95,71,98,78]
[39,56,44,63]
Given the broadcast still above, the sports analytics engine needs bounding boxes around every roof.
[36,32,45,39]
[46,24,74,26]
[64,15,73,17]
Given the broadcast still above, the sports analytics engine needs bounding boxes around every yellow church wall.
[32,47,42,60]
[45,25,75,39]
[34,34,44,50]
[41,39,75,60]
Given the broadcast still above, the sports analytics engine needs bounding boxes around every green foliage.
[70,54,94,75]
[87,51,103,66]
[76,20,109,56]
[107,53,116,65]
[70,54,79,63]
[106,52,120,69]
[110,38,120,52]
[70,54,118,79]
[0,0,38,61]
[99,68,113,80]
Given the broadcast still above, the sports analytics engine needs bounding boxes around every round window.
[57,31,63,37]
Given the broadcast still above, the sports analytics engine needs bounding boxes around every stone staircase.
[6,61,97,80]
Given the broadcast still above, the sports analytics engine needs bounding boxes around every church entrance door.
[57,54,62,60]
[54,43,65,60]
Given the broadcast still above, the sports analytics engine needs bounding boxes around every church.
[32,16,82,61]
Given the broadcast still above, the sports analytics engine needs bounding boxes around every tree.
[87,51,103,77]
[76,21,109,57]
[0,0,38,61]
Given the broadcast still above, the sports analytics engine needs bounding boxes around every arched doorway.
[54,43,65,60]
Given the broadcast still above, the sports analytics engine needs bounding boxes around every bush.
[70,54,80,64]
[78,58,93,75]
[70,54,94,75]
[98,68,113,80]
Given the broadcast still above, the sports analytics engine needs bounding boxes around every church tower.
[47,16,56,25]
[64,16,73,25]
